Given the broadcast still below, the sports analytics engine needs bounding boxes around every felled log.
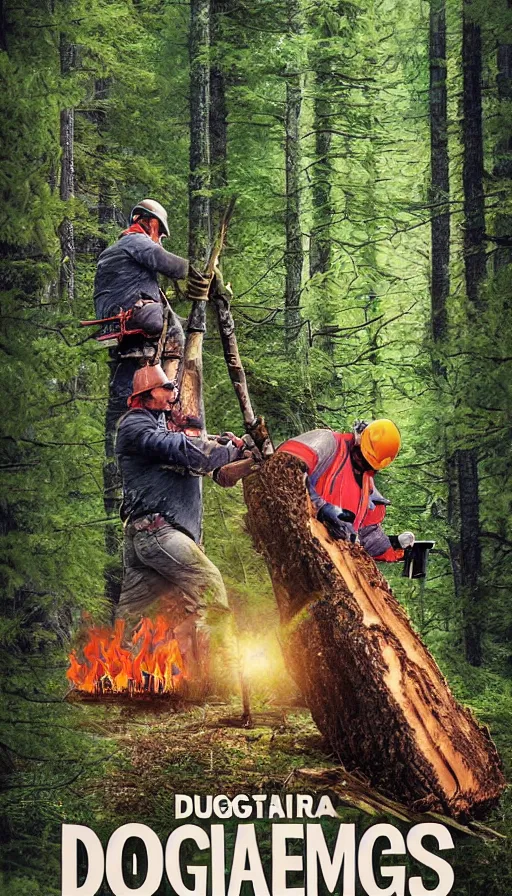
[244,453,505,820]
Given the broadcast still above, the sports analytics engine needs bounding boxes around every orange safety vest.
[279,433,386,531]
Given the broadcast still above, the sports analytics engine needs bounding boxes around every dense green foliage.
[1,0,512,892]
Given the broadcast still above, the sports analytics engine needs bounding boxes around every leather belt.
[131,513,168,533]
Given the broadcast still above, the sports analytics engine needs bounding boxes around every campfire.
[67,616,185,696]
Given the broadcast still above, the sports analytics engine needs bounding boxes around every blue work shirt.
[116,409,244,543]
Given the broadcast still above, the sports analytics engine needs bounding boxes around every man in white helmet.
[94,198,208,327]
[93,198,210,436]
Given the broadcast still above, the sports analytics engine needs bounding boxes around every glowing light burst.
[240,634,283,685]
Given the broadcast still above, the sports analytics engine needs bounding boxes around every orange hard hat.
[127,364,177,407]
[360,419,401,470]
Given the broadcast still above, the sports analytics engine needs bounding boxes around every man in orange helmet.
[115,364,257,688]
[278,419,414,562]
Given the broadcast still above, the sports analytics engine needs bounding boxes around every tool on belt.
[80,307,150,343]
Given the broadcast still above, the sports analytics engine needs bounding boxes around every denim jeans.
[117,518,236,690]
[118,518,229,621]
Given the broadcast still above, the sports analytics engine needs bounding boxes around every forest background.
[1,0,512,893]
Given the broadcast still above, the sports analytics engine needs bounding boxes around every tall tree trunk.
[189,0,211,269]
[459,0,486,664]
[310,69,333,281]
[458,448,482,665]
[309,59,336,363]
[429,0,462,617]
[493,37,512,271]
[184,0,211,452]
[430,0,450,343]
[462,2,486,308]
[284,0,303,346]
[58,33,75,304]
[92,76,122,615]
[210,0,228,235]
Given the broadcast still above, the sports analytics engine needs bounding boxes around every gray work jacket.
[94,232,188,320]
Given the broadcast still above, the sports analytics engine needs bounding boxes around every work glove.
[398,531,415,549]
[317,503,356,542]
[187,265,211,302]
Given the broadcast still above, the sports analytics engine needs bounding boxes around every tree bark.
[244,453,505,819]
[459,1,486,664]
[458,448,482,665]
[310,68,333,281]
[428,1,463,630]
[462,3,486,308]
[185,0,211,436]
[210,0,228,234]
[493,38,512,270]
[58,33,75,305]
[284,0,303,345]
[189,0,211,269]
[430,0,450,342]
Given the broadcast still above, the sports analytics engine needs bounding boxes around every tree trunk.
[428,1,463,629]
[458,448,482,665]
[189,0,211,268]
[309,59,336,365]
[244,453,505,819]
[446,447,463,621]
[310,69,333,281]
[430,0,450,342]
[462,3,486,308]
[284,0,303,345]
[91,76,122,615]
[58,33,75,304]
[493,39,512,270]
[459,1,486,664]
[95,78,117,243]
[185,0,211,435]
[210,0,228,234]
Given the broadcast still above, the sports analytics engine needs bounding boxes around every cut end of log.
[244,453,505,820]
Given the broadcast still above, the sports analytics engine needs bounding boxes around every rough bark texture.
[244,453,505,819]
[429,0,449,342]
[189,0,211,269]
[460,2,485,665]
[494,39,512,271]
[284,0,303,345]
[210,0,228,234]
[212,286,256,429]
[186,0,211,429]
[462,5,486,308]
[310,68,333,281]
[458,448,482,666]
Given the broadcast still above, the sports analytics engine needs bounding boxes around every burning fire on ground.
[67,616,184,696]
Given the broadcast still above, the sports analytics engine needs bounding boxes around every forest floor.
[78,698,335,823]
[67,687,512,896]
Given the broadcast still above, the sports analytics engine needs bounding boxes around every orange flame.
[67,616,184,694]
